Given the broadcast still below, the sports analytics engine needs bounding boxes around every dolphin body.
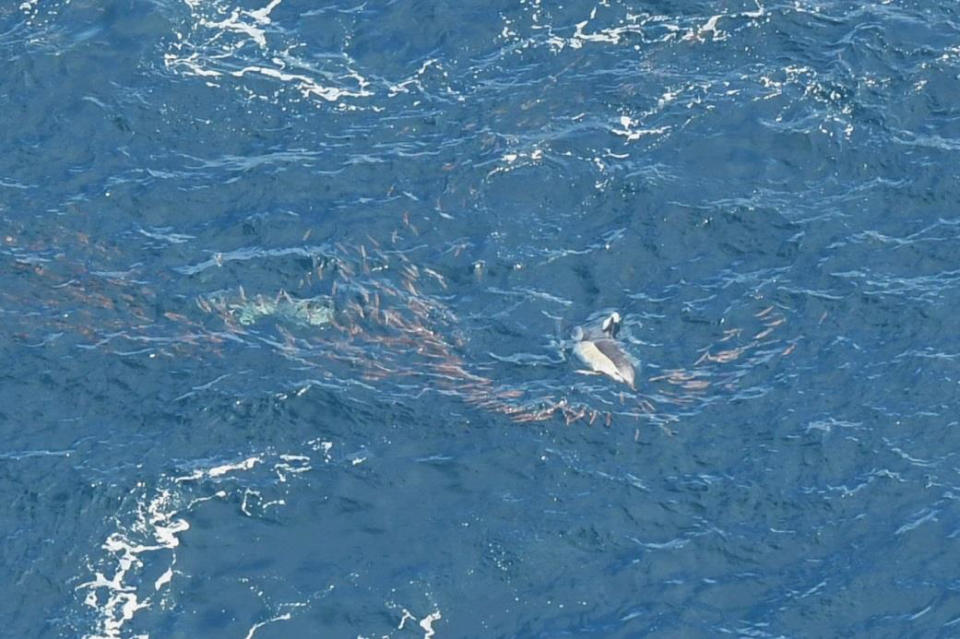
[571,312,636,389]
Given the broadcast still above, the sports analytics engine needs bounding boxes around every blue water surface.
[2,0,960,637]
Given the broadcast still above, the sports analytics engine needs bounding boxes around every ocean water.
[2,0,959,637]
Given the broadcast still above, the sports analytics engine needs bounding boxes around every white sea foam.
[164,0,373,106]
[611,115,670,142]
[399,609,444,638]
[75,449,324,638]
[76,487,189,639]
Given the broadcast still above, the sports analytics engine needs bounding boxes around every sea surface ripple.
[2,1,959,637]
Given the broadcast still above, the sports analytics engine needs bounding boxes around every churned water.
[2,0,960,637]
